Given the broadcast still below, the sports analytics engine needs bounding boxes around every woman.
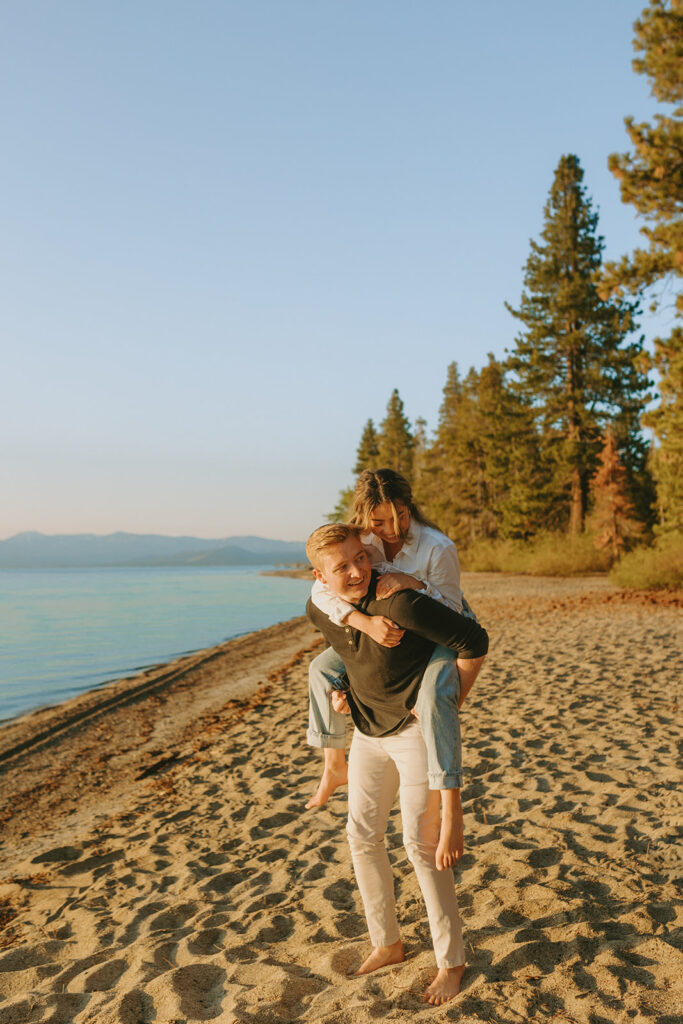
[305,468,478,870]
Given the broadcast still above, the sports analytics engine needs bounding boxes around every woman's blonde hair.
[349,469,441,542]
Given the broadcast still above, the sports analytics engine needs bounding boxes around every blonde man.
[305,523,488,1005]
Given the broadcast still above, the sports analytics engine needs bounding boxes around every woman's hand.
[331,690,351,714]
[375,571,423,600]
[362,615,404,647]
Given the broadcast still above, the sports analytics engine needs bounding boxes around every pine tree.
[475,355,547,540]
[506,154,650,535]
[642,327,683,532]
[419,363,475,545]
[411,417,429,498]
[603,0,683,535]
[353,419,380,475]
[326,487,354,523]
[589,428,645,559]
[603,0,683,315]
[377,389,414,478]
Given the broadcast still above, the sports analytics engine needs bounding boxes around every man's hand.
[375,571,424,600]
[331,690,351,714]
[361,615,405,647]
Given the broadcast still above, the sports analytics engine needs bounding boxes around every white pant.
[346,722,465,969]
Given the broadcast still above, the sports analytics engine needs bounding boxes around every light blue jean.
[307,644,462,789]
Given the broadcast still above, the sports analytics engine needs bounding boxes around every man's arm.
[385,589,489,659]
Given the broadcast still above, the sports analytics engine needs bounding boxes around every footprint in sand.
[202,870,245,896]
[147,901,198,933]
[59,849,124,877]
[186,927,225,955]
[41,992,89,1024]
[117,989,155,1024]
[0,998,40,1024]
[255,913,294,943]
[81,957,127,991]
[30,845,82,865]
[322,878,355,911]
[171,963,225,1020]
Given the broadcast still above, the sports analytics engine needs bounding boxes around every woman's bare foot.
[354,940,405,975]
[423,965,465,1005]
[435,790,463,870]
[305,748,348,809]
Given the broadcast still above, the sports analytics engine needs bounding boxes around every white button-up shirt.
[311,518,465,626]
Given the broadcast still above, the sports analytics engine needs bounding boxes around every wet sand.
[0,574,681,1023]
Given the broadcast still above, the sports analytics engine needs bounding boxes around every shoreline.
[0,615,321,861]
[1,574,680,1022]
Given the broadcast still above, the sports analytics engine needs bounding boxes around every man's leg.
[392,721,466,1005]
[346,729,405,974]
[306,647,349,809]
[414,646,463,869]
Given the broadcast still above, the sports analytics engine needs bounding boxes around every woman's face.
[369,501,410,544]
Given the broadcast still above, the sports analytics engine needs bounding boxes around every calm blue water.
[0,567,311,722]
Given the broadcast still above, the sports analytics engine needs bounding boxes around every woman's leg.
[306,647,350,809]
[414,646,464,870]
[306,646,349,749]
[414,645,462,790]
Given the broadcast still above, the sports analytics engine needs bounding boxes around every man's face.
[314,535,372,603]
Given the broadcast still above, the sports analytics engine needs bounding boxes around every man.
[305,523,488,1006]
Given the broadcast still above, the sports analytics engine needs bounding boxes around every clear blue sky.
[0,0,667,541]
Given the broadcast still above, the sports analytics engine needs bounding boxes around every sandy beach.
[0,573,681,1024]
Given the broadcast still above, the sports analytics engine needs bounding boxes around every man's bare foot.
[435,790,463,870]
[305,763,348,809]
[423,965,465,1005]
[354,940,405,976]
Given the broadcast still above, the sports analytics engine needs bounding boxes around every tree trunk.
[569,467,584,534]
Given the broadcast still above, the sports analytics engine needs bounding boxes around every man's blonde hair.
[306,523,361,568]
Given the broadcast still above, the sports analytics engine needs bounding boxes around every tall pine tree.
[419,363,473,545]
[506,154,650,534]
[604,0,683,315]
[589,428,645,558]
[421,358,546,545]
[642,328,683,532]
[603,0,683,535]
[475,355,546,540]
[377,389,414,479]
[354,419,380,475]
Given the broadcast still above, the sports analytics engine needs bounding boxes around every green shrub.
[610,533,683,590]
[461,532,611,576]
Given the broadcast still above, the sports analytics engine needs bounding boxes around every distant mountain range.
[0,532,307,568]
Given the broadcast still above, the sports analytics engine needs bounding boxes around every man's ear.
[312,567,327,586]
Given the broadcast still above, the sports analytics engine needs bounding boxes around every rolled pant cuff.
[427,770,463,790]
[436,957,466,969]
[307,728,347,750]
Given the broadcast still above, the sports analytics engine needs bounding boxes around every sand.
[0,573,681,1024]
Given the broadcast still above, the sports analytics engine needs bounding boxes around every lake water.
[0,567,311,722]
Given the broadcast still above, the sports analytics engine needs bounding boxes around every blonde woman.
[306,469,480,871]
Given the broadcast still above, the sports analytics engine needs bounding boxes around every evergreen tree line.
[333,1,682,566]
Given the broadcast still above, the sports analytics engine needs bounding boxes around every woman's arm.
[310,577,355,625]
[310,579,405,647]
[373,543,463,611]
